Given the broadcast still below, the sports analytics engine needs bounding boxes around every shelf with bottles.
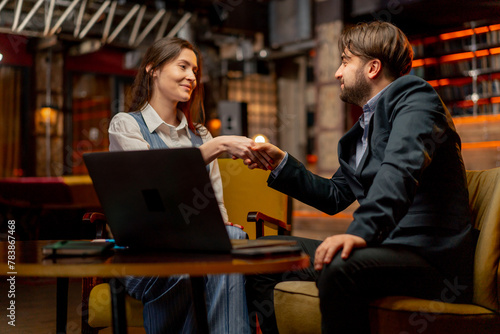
[411,47,500,81]
[410,23,500,169]
[411,22,500,118]
[412,24,500,60]
[424,73,500,116]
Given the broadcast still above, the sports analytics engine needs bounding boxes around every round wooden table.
[1,240,310,333]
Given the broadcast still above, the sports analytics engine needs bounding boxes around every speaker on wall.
[269,0,312,48]
[218,101,248,136]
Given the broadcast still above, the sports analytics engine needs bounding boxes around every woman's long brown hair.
[127,37,205,133]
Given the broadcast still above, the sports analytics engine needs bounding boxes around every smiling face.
[335,49,372,107]
[150,48,198,105]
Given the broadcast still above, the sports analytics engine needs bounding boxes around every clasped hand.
[233,141,368,270]
[238,142,286,171]
[216,136,282,170]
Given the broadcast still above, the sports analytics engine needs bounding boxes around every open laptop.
[83,148,300,256]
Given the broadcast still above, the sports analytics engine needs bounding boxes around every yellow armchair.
[217,158,292,239]
[273,168,500,334]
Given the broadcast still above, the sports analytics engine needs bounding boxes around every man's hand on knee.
[314,234,367,270]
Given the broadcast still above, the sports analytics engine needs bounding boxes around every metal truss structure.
[0,0,191,50]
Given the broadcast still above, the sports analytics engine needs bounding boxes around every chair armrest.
[247,211,291,238]
[82,212,108,239]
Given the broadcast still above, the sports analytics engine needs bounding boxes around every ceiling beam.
[133,8,165,47]
[44,0,56,36]
[0,1,197,49]
[106,4,140,44]
[166,12,192,38]
[12,0,23,31]
[101,0,117,42]
[17,0,44,32]
[74,0,87,37]
[128,5,146,46]
[155,10,171,41]
[49,0,81,36]
[78,0,110,39]
[0,0,10,14]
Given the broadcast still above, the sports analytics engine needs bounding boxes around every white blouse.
[108,103,229,222]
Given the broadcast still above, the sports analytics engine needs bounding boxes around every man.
[245,21,478,333]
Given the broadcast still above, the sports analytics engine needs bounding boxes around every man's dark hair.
[339,21,414,80]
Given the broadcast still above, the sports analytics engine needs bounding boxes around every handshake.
[221,135,286,171]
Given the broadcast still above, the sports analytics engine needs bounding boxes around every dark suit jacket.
[268,75,477,277]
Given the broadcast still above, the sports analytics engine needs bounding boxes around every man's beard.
[339,68,371,107]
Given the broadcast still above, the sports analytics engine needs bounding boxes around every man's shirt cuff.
[270,152,288,178]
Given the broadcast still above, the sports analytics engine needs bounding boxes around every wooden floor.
[0,199,353,333]
[0,276,144,334]
[0,277,84,334]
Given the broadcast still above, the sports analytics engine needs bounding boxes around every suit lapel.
[338,122,365,197]
[338,122,361,169]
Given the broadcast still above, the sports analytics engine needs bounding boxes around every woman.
[108,37,254,334]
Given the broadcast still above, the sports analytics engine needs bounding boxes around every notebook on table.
[82,148,300,257]
[42,240,115,257]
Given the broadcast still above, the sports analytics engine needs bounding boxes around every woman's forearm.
[199,136,226,165]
